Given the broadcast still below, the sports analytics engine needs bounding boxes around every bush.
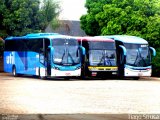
[152,48,160,77]
[0,38,4,57]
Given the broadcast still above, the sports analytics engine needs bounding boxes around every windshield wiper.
[61,49,65,63]
[98,51,112,66]
[133,51,139,66]
[139,51,147,67]
[105,55,112,66]
[134,49,147,67]
[68,52,75,64]
[61,47,78,65]
[98,52,105,65]
[61,49,70,65]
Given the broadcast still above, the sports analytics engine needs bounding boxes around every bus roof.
[76,36,114,42]
[5,33,75,40]
[96,35,148,44]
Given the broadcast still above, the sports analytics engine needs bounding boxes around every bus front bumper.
[124,67,152,77]
[51,68,81,77]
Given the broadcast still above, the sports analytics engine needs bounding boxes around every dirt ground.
[0,73,160,120]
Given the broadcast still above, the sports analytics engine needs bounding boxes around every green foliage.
[0,0,60,38]
[1,0,41,37]
[81,0,160,46]
[0,40,4,50]
[0,38,4,57]
[145,15,160,48]
[152,49,160,77]
[81,0,160,76]
[80,14,101,36]
[39,0,60,31]
[80,0,108,35]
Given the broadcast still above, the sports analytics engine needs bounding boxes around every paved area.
[0,72,160,120]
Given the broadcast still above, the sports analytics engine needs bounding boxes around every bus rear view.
[4,33,84,79]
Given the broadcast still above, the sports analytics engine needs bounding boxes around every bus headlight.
[54,67,60,70]
[75,66,81,70]
[111,67,118,71]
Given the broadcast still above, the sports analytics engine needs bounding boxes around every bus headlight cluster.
[54,67,60,70]
[88,67,98,71]
[111,67,118,71]
[75,66,81,70]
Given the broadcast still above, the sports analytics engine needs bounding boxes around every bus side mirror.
[119,45,127,64]
[79,46,86,63]
[149,47,156,57]
[79,46,86,55]
[119,45,127,56]
[48,46,54,63]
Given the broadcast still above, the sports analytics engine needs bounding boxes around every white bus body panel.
[124,67,152,77]
[51,69,81,77]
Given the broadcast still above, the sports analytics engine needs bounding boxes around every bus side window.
[5,40,16,51]
[29,39,43,53]
[17,40,28,51]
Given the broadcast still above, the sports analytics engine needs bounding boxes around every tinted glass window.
[53,38,78,46]
[52,38,80,65]
[53,39,65,46]
[68,39,78,46]
[5,40,16,51]
[5,39,45,52]
[89,41,115,50]
[27,39,43,52]
[124,43,151,67]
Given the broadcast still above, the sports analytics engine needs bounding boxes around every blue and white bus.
[4,33,85,79]
[99,35,156,79]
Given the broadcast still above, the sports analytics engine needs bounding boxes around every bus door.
[39,39,51,76]
[45,39,51,76]
[46,48,51,76]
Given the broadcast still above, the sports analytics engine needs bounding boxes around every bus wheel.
[64,77,70,80]
[133,77,140,80]
[39,76,47,80]
[12,66,17,77]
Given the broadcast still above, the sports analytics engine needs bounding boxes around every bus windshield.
[52,38,80,66]
[89,41,115,49]
[88,42,116,66]
[124,43,151,67]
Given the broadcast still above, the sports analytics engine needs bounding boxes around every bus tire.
[80,74,86,80]
[133,77,139,80]
[64,77,70,80]
[80,64,87,80]
[12,66,17,77]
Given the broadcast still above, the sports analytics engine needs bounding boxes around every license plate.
[138,73,143,76]
[92,72,97,76]
[65,73,71,76]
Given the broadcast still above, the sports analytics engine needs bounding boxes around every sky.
[58,0,87,20]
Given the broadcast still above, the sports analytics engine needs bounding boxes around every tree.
[80,0,160,76]
[39,0,60,31]
[0,0,8,37]
[0,0,60,38]
[80,0,160,47]
[0,37,4,57]
[80,0,107,35]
